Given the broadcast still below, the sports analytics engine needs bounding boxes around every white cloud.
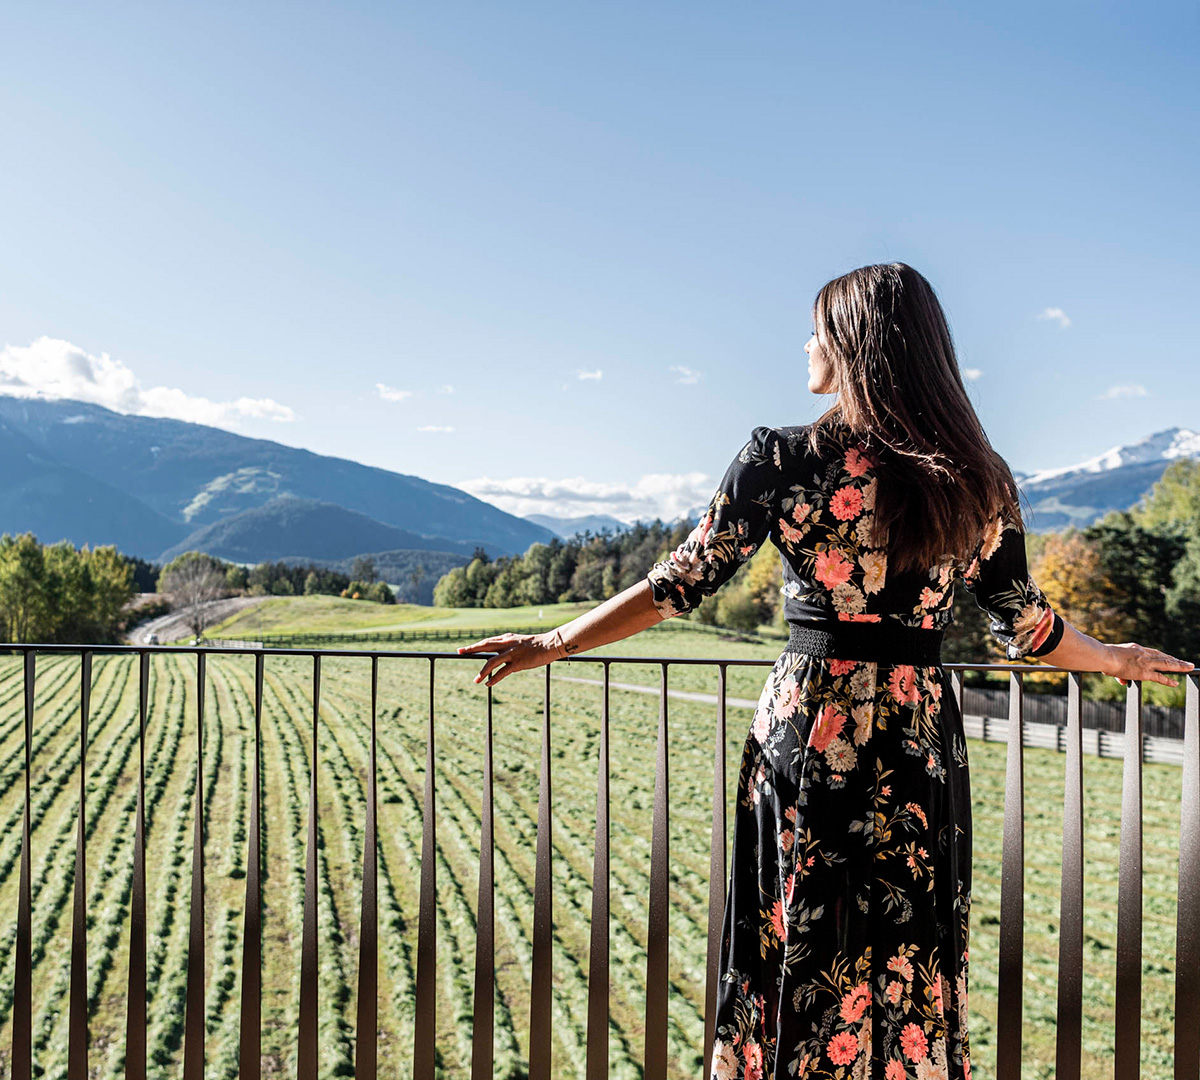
[1099,384,1149,400]
[577,369,603,381]
[0,336,295,426]
[457,471,714,524]
[376,382,413,403]
[1037,307,1072,329]
[671,365,703,385]
[417,424,455,433]
[962,368,982,381]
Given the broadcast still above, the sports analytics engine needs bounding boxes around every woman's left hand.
[457,632,561,687]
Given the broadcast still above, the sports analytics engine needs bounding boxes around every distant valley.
[0,395,1194,583]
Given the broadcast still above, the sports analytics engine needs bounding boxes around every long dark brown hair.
[807,262,1023,575]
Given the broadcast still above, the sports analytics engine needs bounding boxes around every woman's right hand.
[1103,642,1195,687]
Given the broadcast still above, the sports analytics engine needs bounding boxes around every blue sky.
[1,2,1196,522]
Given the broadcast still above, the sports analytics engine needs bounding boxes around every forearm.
[548,579,666,657]
[1036,619,1115,674]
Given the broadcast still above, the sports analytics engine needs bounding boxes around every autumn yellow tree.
[1031,530,1133,642]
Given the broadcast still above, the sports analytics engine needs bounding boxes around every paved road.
[551,673,760,710]
[128,596,268,645]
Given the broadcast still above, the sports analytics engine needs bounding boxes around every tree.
[1135,459,1200,532]
[1031,530,1132,642]
[0,534,51,642]
[351,555,378,583]
[159,552,229,639]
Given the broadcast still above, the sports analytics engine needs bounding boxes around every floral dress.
[646,421,1063,1080]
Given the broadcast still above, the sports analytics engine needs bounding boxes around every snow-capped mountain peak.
[1021,427,1200,487]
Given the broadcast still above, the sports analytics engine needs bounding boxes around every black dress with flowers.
[646,421,1063,1080]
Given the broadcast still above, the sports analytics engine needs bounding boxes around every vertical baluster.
[702,663,728,1080]
[529,665,554,1080]
[1177,673,1200,1079]
[413,659,437,1080]
[12,650,34,1080]
[184,652,207,1079]
[1114,680,1144,1079]
[643,664,670,1080]
[471,687,495,1080]
[239,652,264,1080]
[356,656,379,1080]
[126,650,149,1080]
[1055,672,1084,1080]
[586,663,611,1080]
[297,655,320,1080]
[69,652,92,1080]
[996,670,1024,1080]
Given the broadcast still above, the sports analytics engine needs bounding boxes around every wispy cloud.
[670,365,703,385]
[1036,307,1072,329]
[458,472,714,524]
[962,368,982,381]
[376,382,413,403]
[577,369,603,381]
[417,424,455,433]
[1099,384,1149,400]
[0,336,295,426]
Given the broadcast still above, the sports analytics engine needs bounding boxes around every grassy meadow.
[0,605,1188,1078]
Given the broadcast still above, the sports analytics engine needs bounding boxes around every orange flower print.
[859,551,887,594]
[905,802,928,829]
[814,548,853,589]
[839,983,871,1024]
[888,952,915,982]
[919,586,943,609]
[844,446,872,478]
[780,828,794,853]
[743,1040,764,1080]
[885,979,904,1004]
[793,502,812,524]
[838,612,882,622]
[888,665,919,706]
[808,704,847,752]
[773,675,801,720]
[885,1061,906,1080]
[827,1031,859,1066]
[796,1054,811,1078]
[980,514,1004,559]
[769,898,787,942]
[921,614,934,629]
[830,484,864,521]
[900,1022,928,1063]
[829,658,857,676]
[778,516,805,544]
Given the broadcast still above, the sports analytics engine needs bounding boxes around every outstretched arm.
[1037,618,1194,688]
[457,579,665,687]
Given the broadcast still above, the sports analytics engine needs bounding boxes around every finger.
[458,637,509,655]
[485,661,513,687]
[474,653,510,683]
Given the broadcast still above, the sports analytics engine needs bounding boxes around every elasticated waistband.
[786,621,944,666]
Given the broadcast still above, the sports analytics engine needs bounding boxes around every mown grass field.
[0,619,1187,1079]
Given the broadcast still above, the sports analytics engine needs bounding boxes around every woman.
[458,263,1193,1079]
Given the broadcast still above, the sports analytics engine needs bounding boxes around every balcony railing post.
[996,669,1025,1080]
[413,658,437,1080]
[1114,680,1144,1079]
[585,663,611,1080]
[184,651,207,1079]
[529,665,554,1080]
[643,663,670,1080]
[239,651,264,1080]
[470,686,495,1080]
[12,649,34,1080]
[126,650,150,1080]
[1055,672,1084,1080]
[356,655,380,1080]
[69,651,92,1080]
[1177,673,1200,1078]
[703,663,729,1080]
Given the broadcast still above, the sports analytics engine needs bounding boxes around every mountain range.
[0,396,553,572]
[0,394,1194,574]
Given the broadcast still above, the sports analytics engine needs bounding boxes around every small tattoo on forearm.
[563,642,580,654]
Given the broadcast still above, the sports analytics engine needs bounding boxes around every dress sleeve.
[646,426,780,618]
[960,510,1065,661]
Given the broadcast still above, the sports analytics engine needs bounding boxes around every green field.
[0,626,1186,1079]
[207,596,603,639]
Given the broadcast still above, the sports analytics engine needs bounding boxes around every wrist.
[545,628,572,661]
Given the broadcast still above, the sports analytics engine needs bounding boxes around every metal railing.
[2,643,1198,1079]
